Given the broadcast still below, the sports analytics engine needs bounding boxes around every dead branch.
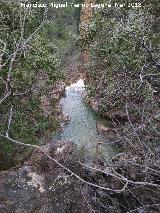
[127,203,160,213]
[142,38,160,68]
[0,39,7,72]
[6,107,13,137]
[0,106,131,193]
[0,132,130,193]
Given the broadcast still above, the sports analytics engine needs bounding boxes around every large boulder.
[0,141,93,213]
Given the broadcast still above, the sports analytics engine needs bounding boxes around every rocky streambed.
[55,79,118,161]
[0,79,159,213]
[0,79,120,213]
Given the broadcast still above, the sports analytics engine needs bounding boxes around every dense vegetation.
[81,0,159,115]
[79,0,160,211]
[0,0,160,212]
[80,0,160,153]
[0,0,80,170]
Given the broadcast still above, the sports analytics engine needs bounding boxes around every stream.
[54,79,117,160]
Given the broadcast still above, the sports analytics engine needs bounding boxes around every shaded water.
[55,79,117,160]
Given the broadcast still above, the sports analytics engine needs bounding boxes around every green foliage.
[0,0,64,169]
[46,0,82,60]
[80,0,160,116]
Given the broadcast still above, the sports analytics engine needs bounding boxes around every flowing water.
[54,79,117,160]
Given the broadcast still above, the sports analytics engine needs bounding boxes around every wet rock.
[62,113,70,124]
[85,96,99,112]
[89,99,99,112]
[97,123,120,139]
[43,81,65,104]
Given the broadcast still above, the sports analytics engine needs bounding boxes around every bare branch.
[0,39,7,71]
[142,38,160,68]
[6,107,13,137]
[127,203,160,213]
[0,92,11,105]
[81,160,160,188]
[0,127,130,193]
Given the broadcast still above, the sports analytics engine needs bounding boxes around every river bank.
[0,54,159,213]
[1,139,160,213]
[55,78,119,162]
